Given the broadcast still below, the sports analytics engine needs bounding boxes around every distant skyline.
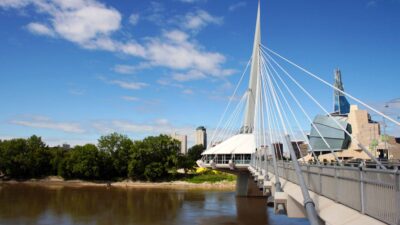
[0,0,399,146]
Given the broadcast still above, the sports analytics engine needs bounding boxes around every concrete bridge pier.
[236,171,264,197]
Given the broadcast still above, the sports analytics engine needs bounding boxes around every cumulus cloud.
[113,63,150,74]
[113,64,137,74]
[173,70,206,82]
[182,89,194,95]
[129,13,140,25]
[178,0,205,3]
[10,116,85,133]
[1,0,234,82]
[163,29,189,42]
[229,2,246,12]
[121,96,139,102]
[0,0,29,8]
[26,22,55,37]
[110,80,148,90]
[182,10,223,31]
[1,0,122,47]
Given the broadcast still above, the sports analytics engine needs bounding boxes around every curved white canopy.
[202,134,255,155]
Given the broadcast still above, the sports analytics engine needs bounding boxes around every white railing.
[263,161,400,225]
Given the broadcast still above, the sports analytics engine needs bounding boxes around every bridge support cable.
[208,57,252,149]
[260,48,341,164]
[260,58,283,192]
[285,135,321,225]
[264,60,313,164]
[263,50,387,169]
[262,45,400,128]
[217,92,248,144]
[261,58,287,160]
[261,55,308,163]
[259,79,270,179]
[262,52,321,224]
[261,51,321,224]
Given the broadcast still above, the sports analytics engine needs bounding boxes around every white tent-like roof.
[202,134,256,155]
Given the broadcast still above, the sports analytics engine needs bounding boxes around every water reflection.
[0,183,308,225]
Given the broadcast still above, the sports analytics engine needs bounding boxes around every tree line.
[0,133,205,181]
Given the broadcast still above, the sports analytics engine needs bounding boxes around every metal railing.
[264,161,400,225]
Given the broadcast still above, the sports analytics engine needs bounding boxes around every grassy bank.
[184,169,236,184]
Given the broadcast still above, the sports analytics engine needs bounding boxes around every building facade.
[171,133,187,155]
[195,126,207,147]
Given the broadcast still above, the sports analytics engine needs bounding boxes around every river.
[0,183,309,225]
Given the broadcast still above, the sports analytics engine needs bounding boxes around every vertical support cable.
[261,63,283,192]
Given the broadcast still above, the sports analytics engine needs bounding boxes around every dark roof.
[196,126,206,131]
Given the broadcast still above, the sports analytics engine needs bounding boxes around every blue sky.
[0,0,399,146]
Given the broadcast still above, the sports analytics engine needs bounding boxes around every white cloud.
[113,64,137,74]
[163,30,189,42]
[178,0,204,3]
[182,10,223,31]
[110,80,148,90]
[144,1,165,25]
[1,0,122,46]
[69,89,85,96]
[1,1,234,82]
[173,70,206,82]
[53,5,121,44]
[155,118,170,126]
[0,0,29,8]
[121,96,139,102]
[229,2,246,12]
[143,32,228,76]
[182,89,194,95]
[26,22,55,37]
[10,116,85,133]
[119,41,147,57]
[129,13,140,25]
[113,63,150,74]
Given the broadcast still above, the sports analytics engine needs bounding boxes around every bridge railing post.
[396,170,400,224]
[334,166,338,203]
[360,166,365,214]
[318,166,322,195]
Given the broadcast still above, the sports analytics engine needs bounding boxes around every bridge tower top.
[242,0,261,134]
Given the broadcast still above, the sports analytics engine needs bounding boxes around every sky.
[0,0,399,147]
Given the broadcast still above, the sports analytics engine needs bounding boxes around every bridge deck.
[198,159,400,225]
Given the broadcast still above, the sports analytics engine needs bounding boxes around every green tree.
[144,162,164,181]
[0,136,51,178]
[98,133,133,177]
[177,154,192,174]
[187,144,205,166]
[48,146,67,176]
[128,135,180,181]
[61,144,113,180]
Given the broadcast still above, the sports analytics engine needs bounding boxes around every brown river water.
[0,183,309,225]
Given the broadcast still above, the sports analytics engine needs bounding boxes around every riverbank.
[0,176,236,190]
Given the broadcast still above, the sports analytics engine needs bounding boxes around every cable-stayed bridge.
[197,2,400,225]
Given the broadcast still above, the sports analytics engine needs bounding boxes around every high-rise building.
[333,69,350,115]
[171,132,187,155]
[195,126,207,147]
